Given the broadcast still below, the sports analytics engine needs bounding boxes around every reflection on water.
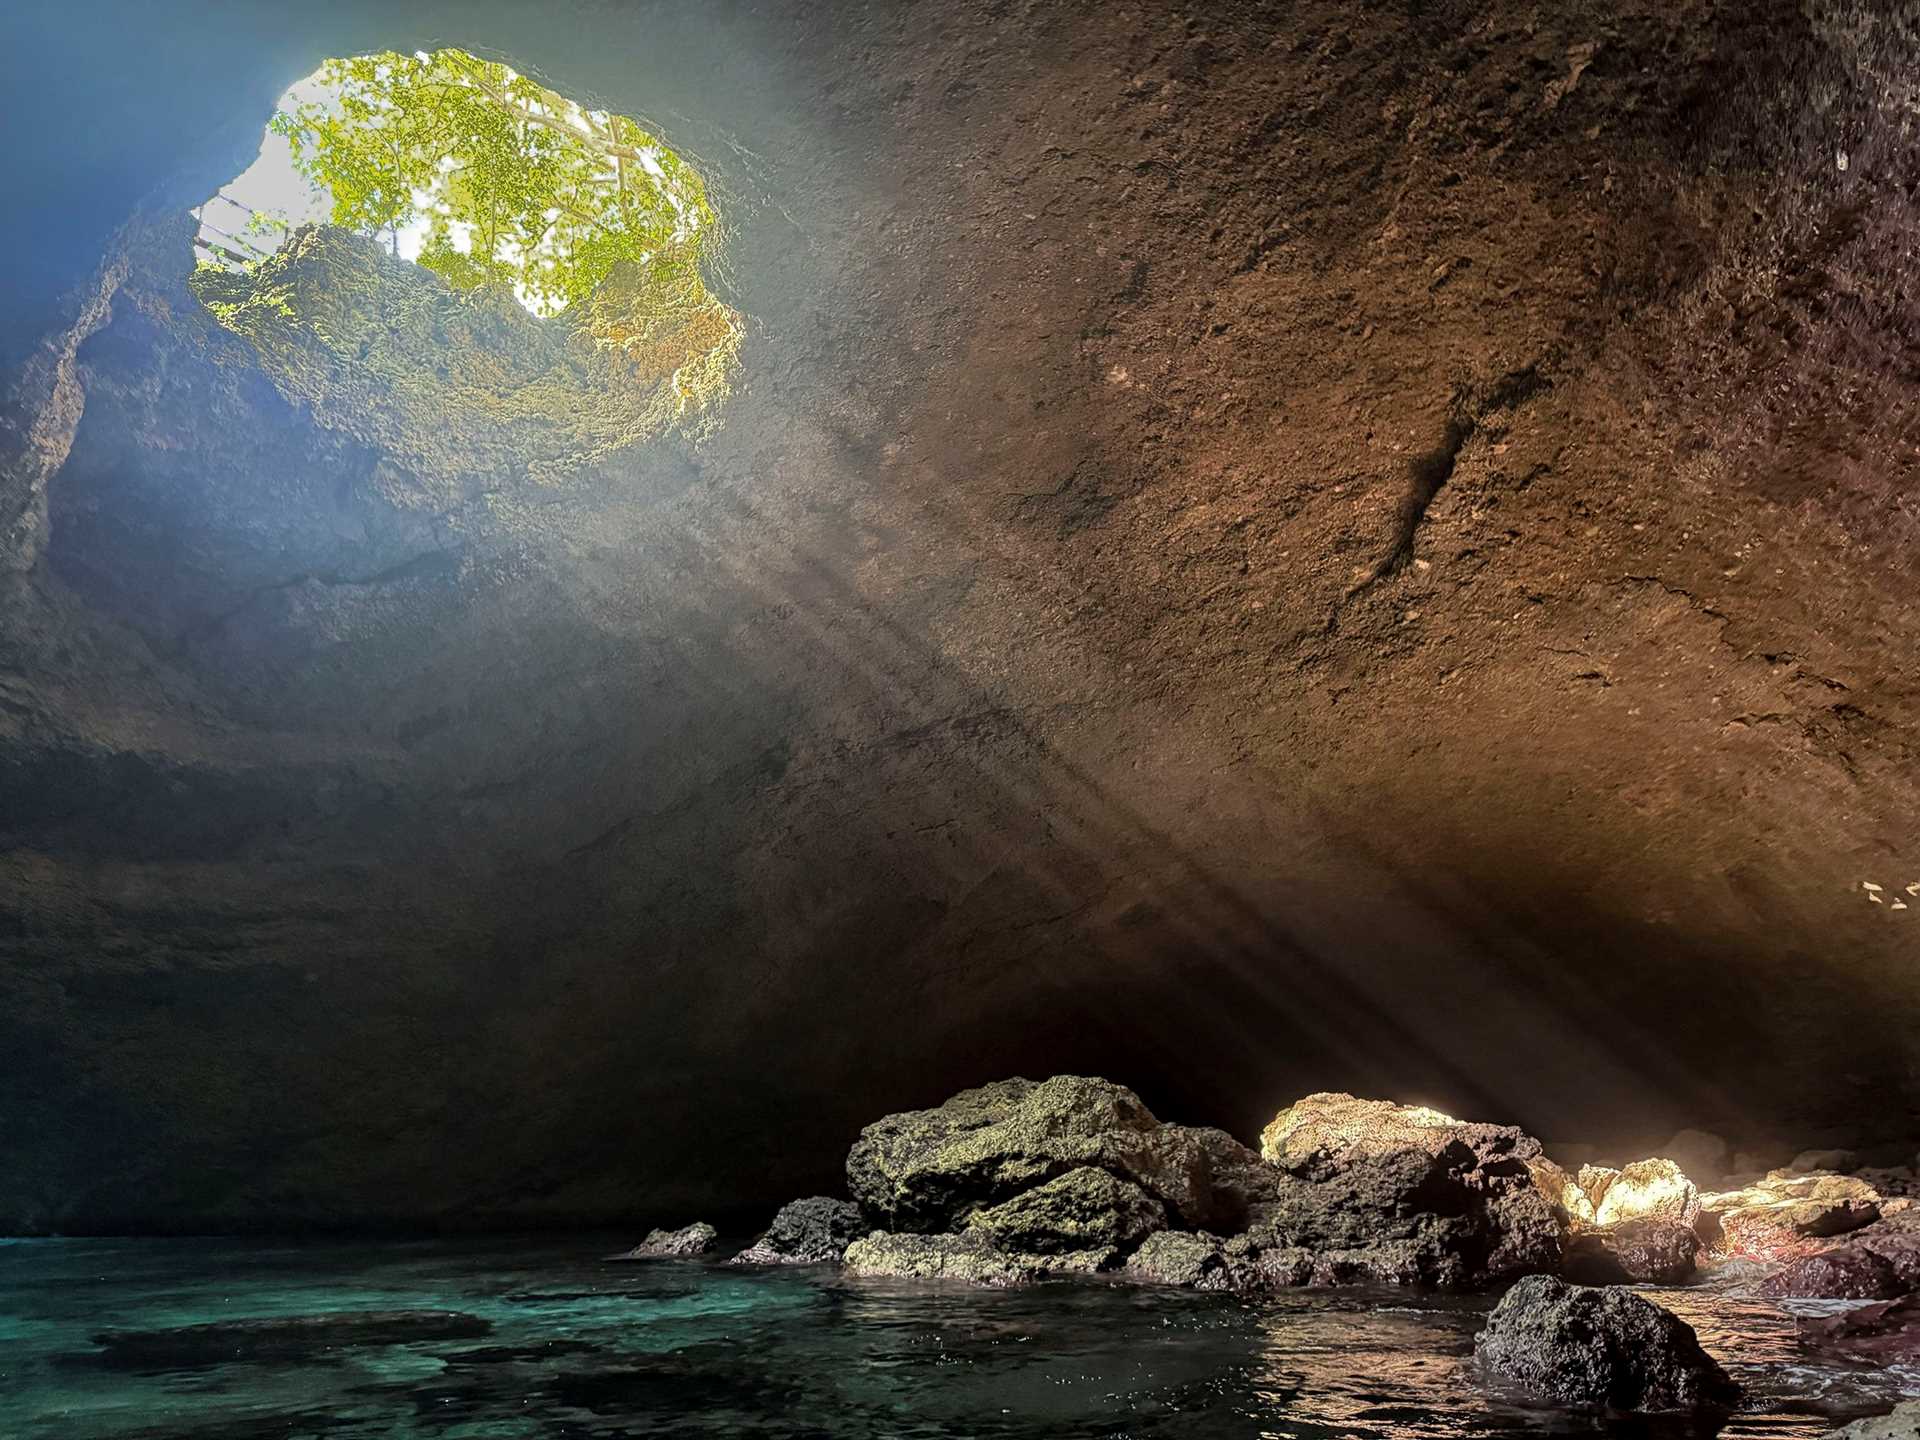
[0,1236,1912,1438]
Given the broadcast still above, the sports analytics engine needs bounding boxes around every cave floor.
[1,1235,1905,1437]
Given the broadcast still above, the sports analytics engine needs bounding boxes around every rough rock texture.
[1699,1173,1883,1259]
[964,1166,1166,1257]
[1762,1209,1920,1298]
[1824,1400,1920,1440]
[1526,1158,1596,1227]
[1256,1093,1561,1289]
[612,1223,717,1259]
[1798,1296,1920,1364]
[1475,1276,1739,1413]
[1563,1220,1698,1287]
[1123,1231,1232,1290]
[840,1231,1038,1287]
[846,1075,1276,1235]
[8,0,1920,1230]
[1590,1159,1701,1229]
[730,1197,867,1266]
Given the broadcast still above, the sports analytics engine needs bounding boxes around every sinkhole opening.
[185,45,742,447]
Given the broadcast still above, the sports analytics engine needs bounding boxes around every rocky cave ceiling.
[1,0,1917,1233]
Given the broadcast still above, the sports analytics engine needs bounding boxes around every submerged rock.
[730,1197,866,1265]
[610,1222,718,1259]
[1474,1275,1738,1413]
[1760,1245,1908,1300]
[91,1310,491,1368]
[1823,1399,1920,1438]
[845,1075,1278,1234]
[1255,1092,1561,1290]
[841,1231,1038,1286]
[964,1166,1165,1256]
[1563,1219,1698,1286]
[1698,1172,1881,1259]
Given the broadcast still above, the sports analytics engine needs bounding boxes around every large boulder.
[609,1222,717,1259]
[1590,1159,1701,1229]
[964,1166,1165,1260]
[1823,1400,1920,1439]
[730,1197,867,1266]
[1698,1172,1882,1259]
[845,1075,1279,1234]
[1563,1219,1698,1286]
[841,1231,1039,1287]
[1255,1093,1562,1290]
[1760,1245,1909,1301]
[1474,1276,1739,1413]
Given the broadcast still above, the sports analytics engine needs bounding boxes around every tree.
[270,48,719,317]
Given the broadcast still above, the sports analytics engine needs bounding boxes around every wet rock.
[1474,1275,1739,1412]
[1759,1246,1906,1300]
[845,1075,1278,1234]
[90,1310,492,1368]
[1798,1295,1920,1364]
[609,1222,718,1259]
[1591,1159,1700,1229]
[1698,1172,1881,1259]
[1822,1399,1920,1438]
[1123,1230,1232,1289]
[1256,1093,1561,1290]
[730,1197,867,1265]
[1563,1219,1698,1286]
[1660,1130,1732,1186]
[964,1166,1166,1256]
[841,1230,1038,1286]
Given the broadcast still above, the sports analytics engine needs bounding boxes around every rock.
[1698,1172,1881,1259]
[964,1166,1165,1256]
[1474,1275,1739,1412]
[1526,1156,1595,1226]
[1798,1295,1920,1364]
[1591,1158,1700,1228]
[90,1311,492,1368]
[1123,1230,1231,1289]
[1660,1130,1732,1186]
[1578,1164,1620,1211]
[1759,1245,1906,1300]
[609,1222,718,1259]
[841,1230,1038,1286]
[1562,1219,1698,1286]
[1793,1148,1861,1174]
[1822,1399,1920,1438]
[1255,1093,1561,1290]
[845,1075,1279,1234]
[730,1197,866,1265]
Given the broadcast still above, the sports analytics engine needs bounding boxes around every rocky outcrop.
[610,1222,718,1259]
[730,1197,867,1266]
[845,1075,1278,1236]
[1474,1276,1738,1413]
[964,1166,1165,1261]
[1563,1219,1698,1287]
[1123,1231,1233,1290]
[1254,1093,1561,1290]
[1823,1400,1920,1439]
[841,1231,1038,1286]
[1698,1172,1882,1259]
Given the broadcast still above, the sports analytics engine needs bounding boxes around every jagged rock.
[844,1075,1279,1234]
[1822,1399,1920,1438]
[610,1222,717,1259]
[1474,1276,1739,1412]
[1699,1172,1881,1259]
[1563,1219,1698,1286]
[1255,1093,1561,1290]
[841,1230,1038,1286]
[964,1166,1165,1256]
[1591,1158,1700,1228]
[91,1311,492,1368]
[730,1197,866,1265]
[1124,1230,1232,1289]
[1660,1130,1732,1186]
[1526,1157,1596,1226]
[1798,1296,1920,1364]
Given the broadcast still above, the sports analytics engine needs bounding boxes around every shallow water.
[1,1235,1914,1438]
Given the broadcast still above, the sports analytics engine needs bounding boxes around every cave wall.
[2,0,1918,1232]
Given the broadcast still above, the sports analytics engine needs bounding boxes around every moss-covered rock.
[964,1166,1165,1256]
[841,1231,1038,1286]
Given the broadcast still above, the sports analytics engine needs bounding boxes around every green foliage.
[270,48,719,318]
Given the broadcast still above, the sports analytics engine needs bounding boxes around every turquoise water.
[0,1235,1911,1437]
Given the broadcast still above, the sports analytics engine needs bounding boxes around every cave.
[3,2,1919,1435]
